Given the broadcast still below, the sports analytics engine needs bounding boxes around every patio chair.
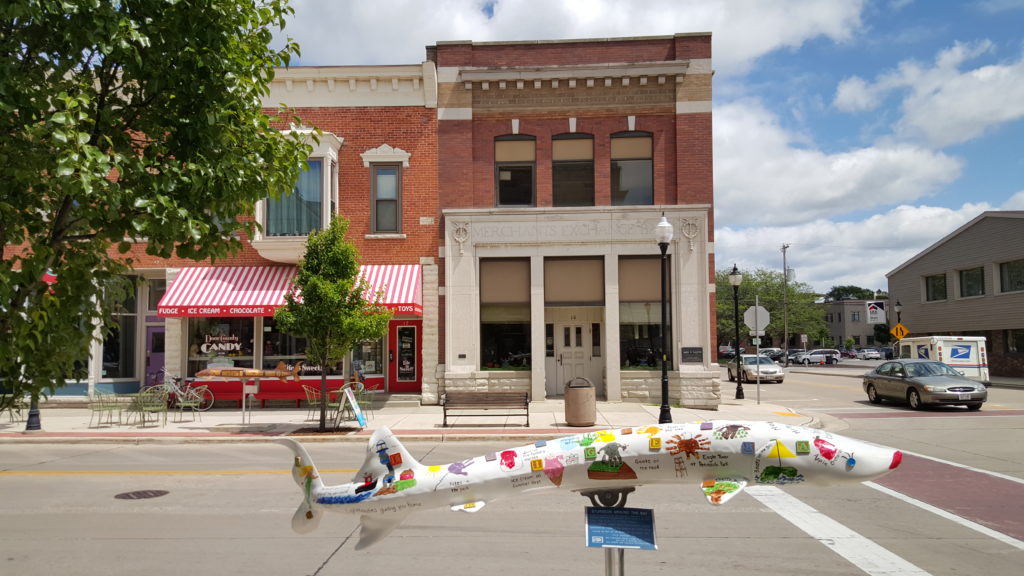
[88,392,121,428]
[353,382,374,420]
[302,384,324,421]
[174,385,206,422]
[137,388,168,427]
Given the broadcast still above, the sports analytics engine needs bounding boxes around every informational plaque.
[585,507,657,550]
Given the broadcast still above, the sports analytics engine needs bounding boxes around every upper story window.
[495,135,535,206]
[361,144,411,235]
[999,259,1024,293]
[266,159,324,237]
[925,273,947,301]
[959,266,985,298]
[371,164,401,233]
[258,130,342,240]
[552,134,594,207]
[611,131,653,206]
[851,311,861,322]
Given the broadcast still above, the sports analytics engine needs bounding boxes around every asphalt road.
[1,367,1022,576]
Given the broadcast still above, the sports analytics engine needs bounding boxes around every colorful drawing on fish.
[543,455,565,486]
[577,433,597,447]
[665,434,711,459]
[759,465,805,484]
[702,480,742,504]
[587,442,637,480]
[714,424,750,440]
[814,437,837,460]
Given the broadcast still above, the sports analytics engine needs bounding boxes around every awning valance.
[157,264,422,318]
[359,264,422,316]
[157,266,297,317]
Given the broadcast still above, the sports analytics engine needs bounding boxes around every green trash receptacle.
[564,377,596,427]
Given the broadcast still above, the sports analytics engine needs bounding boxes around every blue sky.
[274,0,1024,293]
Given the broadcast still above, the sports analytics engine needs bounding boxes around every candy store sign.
[200,334,242,354]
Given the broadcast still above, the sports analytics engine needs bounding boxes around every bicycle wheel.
[196,387,215,411]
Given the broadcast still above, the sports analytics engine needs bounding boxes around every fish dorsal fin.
[353,426,424,485]
[276,361,286,371]
[355,513,409,550]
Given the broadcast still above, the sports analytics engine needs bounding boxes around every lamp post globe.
[656,214,674,424]
[728,264,744,400]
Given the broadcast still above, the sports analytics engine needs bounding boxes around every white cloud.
[833,40,1024,147]
[1001,190,1024,209]
[714,101,962,228]
[279,0,866,75]
[716,202,992,292]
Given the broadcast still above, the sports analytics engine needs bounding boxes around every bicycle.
[146,368,216,412]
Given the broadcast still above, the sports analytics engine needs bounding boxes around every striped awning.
[157,264,421,318]
[359,264,422,316]
[157,266,297,317]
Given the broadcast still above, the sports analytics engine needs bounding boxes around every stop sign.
[743,306,770,331]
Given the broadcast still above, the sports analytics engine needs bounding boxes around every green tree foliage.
[0,1,310,411]
[274,218,392,432]
[715,268,824,353]
[824,285,877,301]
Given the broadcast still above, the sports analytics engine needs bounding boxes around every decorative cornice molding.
[361,144,411,167]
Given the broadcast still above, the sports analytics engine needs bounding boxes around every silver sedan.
[863,359,987,410]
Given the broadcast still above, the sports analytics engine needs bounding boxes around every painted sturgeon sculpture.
[195,360,303,381]
[278,421,902,549]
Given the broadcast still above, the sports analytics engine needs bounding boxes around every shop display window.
[480,305,531,370]
[262,318,341,376]
[101,277,138,379]
[352,338,384,378]
[187,317,255,377]
[619,303,671,369]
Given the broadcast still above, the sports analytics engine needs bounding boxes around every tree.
[0,1,310,420]
[824,285,877,301]
[715,267,824,353]
[273,217,392,432]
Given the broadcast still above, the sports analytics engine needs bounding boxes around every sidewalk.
[0,395,831,444]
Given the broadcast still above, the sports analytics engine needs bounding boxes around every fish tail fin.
[275,360,286,371]
[276,438,325,534]
[290,361,303,381]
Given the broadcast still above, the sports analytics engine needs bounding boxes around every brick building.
[430,34,720,407]
[60,34,722,409]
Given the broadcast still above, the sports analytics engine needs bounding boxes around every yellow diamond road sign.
[891,323,909,339]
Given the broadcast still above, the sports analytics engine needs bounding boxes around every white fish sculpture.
[278,421,902,549]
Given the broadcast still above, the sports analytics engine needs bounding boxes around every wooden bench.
[441,391,530,427]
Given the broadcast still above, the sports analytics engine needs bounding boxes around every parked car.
[791,348,840,365]
[727,354,785,383]
[841,348,859,359]
[718,346,743,360]
[785,349,807,363]
[863,359,986,410]
[759,347,785,361]
[857,348,881,360]
[878,346,895,359]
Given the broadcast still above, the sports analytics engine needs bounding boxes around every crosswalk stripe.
[747,486,932,576]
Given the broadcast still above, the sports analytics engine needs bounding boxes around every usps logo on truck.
[916,345,930,359]
[950,345,971,360]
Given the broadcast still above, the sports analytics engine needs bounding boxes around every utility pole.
[782,244,790,366]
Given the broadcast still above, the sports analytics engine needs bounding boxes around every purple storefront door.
[145,326,165,387]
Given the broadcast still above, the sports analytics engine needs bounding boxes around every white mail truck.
[897,336,989,383]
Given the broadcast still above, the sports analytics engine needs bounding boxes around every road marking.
[897,450,1024,485]
[747,486,932,576]
[0,468,358,476]
[866,481,1024,551]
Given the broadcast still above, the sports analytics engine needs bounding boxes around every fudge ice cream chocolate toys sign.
[278,421,902,549]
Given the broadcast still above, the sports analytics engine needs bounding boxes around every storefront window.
[261,318,341,377]
[481,305,531,370]
[101,278,138,379]
[619,302,671,369]
[352,338,384,379]
[187,317,255,377]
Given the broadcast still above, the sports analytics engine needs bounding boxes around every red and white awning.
[157,266,297,317]
[359,264,422,316]
[157,264,422,318]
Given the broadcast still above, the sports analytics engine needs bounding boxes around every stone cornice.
[456,61,691,84]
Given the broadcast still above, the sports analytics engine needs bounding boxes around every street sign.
[891,323,909,339]
[743,306,770,331]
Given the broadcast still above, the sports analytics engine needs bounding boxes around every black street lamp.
[656,214,674,424]
[729,264,744,400]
